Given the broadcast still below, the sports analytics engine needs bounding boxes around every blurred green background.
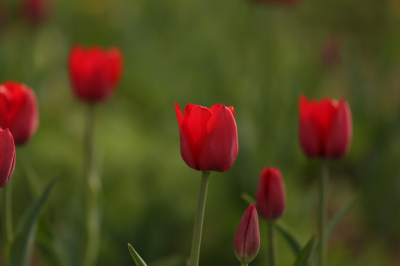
[1,0,400,265]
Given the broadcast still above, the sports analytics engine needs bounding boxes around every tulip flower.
[299,95,352,160]
[22,0,51,24]
[0,128,16,188]
[0,81,39,145]
[69,45,123,103]
[234,204,260,265]
[174,103,238,172]
[255,167,286,221]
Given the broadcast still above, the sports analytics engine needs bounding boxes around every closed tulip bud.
[299,96,352,160]
[22,0,51,24]
[0,128,16,188]
[234,204,260,264]
[256,167,286,221]
[0,82,39,145]
[69,45,123,103]
[175,103,238,172]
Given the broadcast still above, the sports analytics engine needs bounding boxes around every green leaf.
[276,221,302,256]
[128,244,148,266]
[292,236,316,266]
[240,192,255,205]
[326,196,357,239]
[8,178,57,266]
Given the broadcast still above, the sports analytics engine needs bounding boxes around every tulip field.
[0,0,399,265]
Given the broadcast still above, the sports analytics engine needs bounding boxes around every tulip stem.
[4,180,13,262]
[318,163,328,266]
[189,171,211,266]
[241,263,249,266]
[83,104,101,266]
[267,221,276,266]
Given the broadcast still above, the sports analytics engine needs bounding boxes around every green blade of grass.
[128,244,148,266]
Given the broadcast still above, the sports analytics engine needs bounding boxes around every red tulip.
[255,167,286,221]
[233,204,260,263]
[299,96,352,159]
[0,128,16,188]
[22,0,51,24]
[0,82,39,145]
[69,45,123,103]
[174,103,238,172]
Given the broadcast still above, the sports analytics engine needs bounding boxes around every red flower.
[69,45,123,103]
[255,167,286,221]
[22,0,51,24]
[233,204,260,263]
[299,96,352,159]
[0,128,15,188]
[0,82,39,145]
[174,103,238,172]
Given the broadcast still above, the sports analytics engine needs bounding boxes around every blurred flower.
[69,45,123,103]
[299,95,352,159]
[22,0,51,24]
[249,0,300,5]
[255,167,286,220]
[233,204,260,264]
[174,103,238,172]
[0,128,15,188]
[0,82,39,145]
[320,35,341,69]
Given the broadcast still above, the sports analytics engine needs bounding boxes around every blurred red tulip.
[233,204,260,263]
[69,45,123,103]
[299,96,352,159]
[0,82,39,145]
[320,35,341,69]
[255,167,286,220]
[175,103,238,172]
[0,128,15,188]
[22,0,50,24]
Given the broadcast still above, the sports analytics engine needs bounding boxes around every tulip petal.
[175,104,197,170]
[108,47,123,86]
[0,129,15,188]
[184,104,196,118]
[197,106,238,172]
[228,106,235,118]
[187,106,212,145]
[325,100,352,159]
[299,96,321,157]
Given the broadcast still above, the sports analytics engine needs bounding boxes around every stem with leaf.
[189,171,211,266]
[318,163,328,266]
[268,221,276,266]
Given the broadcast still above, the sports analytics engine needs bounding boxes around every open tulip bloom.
[299,95,353,266]
[175,103,238,266]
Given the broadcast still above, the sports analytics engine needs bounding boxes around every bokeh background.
[1,0,400,265]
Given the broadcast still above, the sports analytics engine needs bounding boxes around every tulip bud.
[255,167,286,221]
[22,0,51,24]
[0,128,16,188]
[299,95,352,160]
[175,103,238,172]
[234,204,260,264]
[69,45,123,103]
[0,82,39,145]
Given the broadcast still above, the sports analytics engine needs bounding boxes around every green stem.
[83,104,101,266]
[189,171,211,266]
[318,163,328,266]
[4,180,13,263]
[241,263,249,266]
[268,221,276,266]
